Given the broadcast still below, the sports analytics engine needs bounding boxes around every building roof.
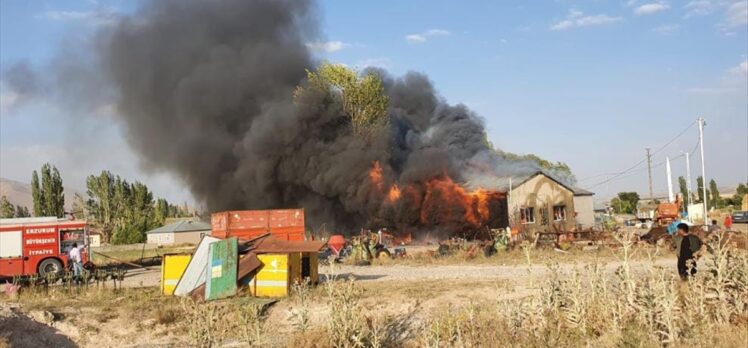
[465,170,580,195]
[146,220,211,234]
[572,187,595,196]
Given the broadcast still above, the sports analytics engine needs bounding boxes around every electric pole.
[646,147,653,201]
[684,151,691,210]
[698,117,707,226]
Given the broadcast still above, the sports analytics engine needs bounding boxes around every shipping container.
[211,209,305,241]
[161,253,192,295]
[248,253,301,297]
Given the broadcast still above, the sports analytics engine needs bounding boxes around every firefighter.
[69,242,83,284]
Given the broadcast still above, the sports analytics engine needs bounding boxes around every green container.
[205,237,238,300]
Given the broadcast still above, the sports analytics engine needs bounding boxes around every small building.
[146,220,210,246]
[494,171,578,234]
[572,187,595,229]
[87,233,102,248]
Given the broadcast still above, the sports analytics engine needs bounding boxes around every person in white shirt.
[69,243,83,281]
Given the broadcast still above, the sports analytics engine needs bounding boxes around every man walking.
[676,223,702,280]
[69,243,83,283]
[724,214,733,231]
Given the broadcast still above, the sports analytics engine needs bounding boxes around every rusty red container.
[211,209,305,241]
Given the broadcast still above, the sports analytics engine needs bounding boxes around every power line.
[582,121,698,190]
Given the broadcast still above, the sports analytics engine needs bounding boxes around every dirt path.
[325,257,678,282]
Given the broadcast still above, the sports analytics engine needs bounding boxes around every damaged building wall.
[507,173,576,234]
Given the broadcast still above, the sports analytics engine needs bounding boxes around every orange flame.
[419,176,493,228]
[388,185,402,202]
[369,161,384,190]
[366,161,501,234]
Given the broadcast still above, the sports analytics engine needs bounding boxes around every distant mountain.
[0,177,84,211]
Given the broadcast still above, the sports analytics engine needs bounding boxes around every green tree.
[15,205,30,218]
[0,196,15,218]
[497,151,574,179]
[87,171,162,244]
[31,170,44,216]
[726,183,748,207]
[39,163,65,217]
[154,198,169,226]
[296,63,389,140]
[612,192,639,214]
[51,166,65,217]
[86,171,116,242]
[696,176,710,204]
[708,179,720,209]
[678,176,688,203]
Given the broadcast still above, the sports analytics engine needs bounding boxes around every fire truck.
[0,217,89,278]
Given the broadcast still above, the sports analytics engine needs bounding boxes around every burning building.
[481,171,582,235]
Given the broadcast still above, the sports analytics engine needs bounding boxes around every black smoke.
[5,0,574,234]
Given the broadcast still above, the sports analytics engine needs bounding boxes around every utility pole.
[684,151,691,211]
[698,117,707,226]
[646,147,653,201]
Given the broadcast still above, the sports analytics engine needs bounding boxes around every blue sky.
[1,0,746,204]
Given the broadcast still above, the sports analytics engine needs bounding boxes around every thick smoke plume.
[9,0,574,235]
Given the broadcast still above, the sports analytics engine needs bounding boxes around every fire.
[388,185,401,202]
[369,161,384,190]
[365,161,504,236]
[419,176,490,227]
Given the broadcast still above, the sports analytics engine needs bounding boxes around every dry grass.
[5,231,747,347]
[373,242,668,267]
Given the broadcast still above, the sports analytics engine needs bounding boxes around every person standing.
[676,223,703,280]
[69,243,83,283]
[724,214,733,231]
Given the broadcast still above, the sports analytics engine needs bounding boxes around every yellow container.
[301,252,319,285]
[249,253,300,297]
[161,253,192,295]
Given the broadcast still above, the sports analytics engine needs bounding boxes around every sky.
[1,0,746,206]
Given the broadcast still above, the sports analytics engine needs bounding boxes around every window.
[553,205,567,221]
[520,207,535,224]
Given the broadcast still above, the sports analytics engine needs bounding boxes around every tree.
[678,176,688,203]
[295,63,389,140]
[86,171,116,242]
[34,163,65,217]
[708,179,721,209]
[154,198,169,226]
[497,151,575,181]
[726,183,748,207]
[51,166,65,217]
[0,196,15,218]
[611,192,639,214]
[87,171,163,244]
[15,205,30,218]
[696,176,710,204]
[31,170,43,216]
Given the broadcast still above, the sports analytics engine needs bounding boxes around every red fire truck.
[0,217,89,278]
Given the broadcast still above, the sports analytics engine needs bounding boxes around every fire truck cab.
[0,217,89,278]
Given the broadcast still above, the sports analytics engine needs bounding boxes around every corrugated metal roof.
[146,220,211,234]
[468,171,576,194]
[572,187,595,196]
